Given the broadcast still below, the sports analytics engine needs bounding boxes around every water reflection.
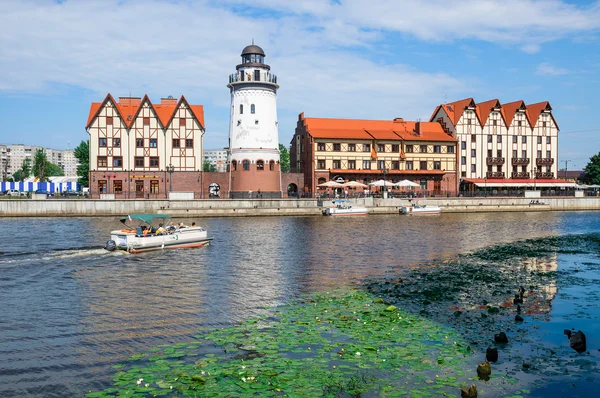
[0,211,598,397]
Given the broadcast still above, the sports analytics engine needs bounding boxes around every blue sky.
[1,0,599,170]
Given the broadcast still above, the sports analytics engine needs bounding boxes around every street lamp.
[382,161,388,198]
[166,164,175,192]
[484,176,487,197]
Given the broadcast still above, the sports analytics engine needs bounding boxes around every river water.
[0,211,599,397]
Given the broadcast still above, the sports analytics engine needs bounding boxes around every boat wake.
[42,248,122,260]
[0,246,122,265]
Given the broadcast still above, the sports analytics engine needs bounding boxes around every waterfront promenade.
[1,196,600,217]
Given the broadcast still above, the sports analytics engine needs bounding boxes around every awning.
[463,179,579,188]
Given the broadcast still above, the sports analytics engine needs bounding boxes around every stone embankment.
[1,196,599,217]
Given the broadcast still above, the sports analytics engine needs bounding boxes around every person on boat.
[156,223,166,235]
[191,222,196,227]
[178,222,188,229]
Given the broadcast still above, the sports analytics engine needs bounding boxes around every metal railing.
[486,157,505,165]
[511,157,530,165]
[229,72,278,84]
[511,172,530,178]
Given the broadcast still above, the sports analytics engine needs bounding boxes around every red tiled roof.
[526,101,557,129]
[86,93,205,130]
[476,99,502,126]
[364,129,401,140]
[86,102,102,127]
[308,128,372,140]
[302,117,456,142]
[502,100,532,127]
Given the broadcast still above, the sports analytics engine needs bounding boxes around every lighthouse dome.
[241,44,265,57]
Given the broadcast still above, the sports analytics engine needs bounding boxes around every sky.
[0,0,599,170]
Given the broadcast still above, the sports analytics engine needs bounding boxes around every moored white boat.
[400,203,442,215]
[104,214,212,253]
[323,200,369,216]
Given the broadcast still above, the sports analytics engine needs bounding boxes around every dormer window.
[240,104,243,114]
[251,104,255,114]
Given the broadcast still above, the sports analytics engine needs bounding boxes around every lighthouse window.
[257,160,264,170]
[251,104,255,114]
[240,104,243,114]
[231,161,237,171]
[254,70,260,81]
[269,160,275,171]
[243,160,250,171]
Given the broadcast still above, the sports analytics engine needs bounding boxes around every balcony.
[228,72,278,86]
[535,172,554,179]
[486,157,505,166]
[536,158,554,166]
[486,171,505,179]
[512,157,530,165]
[511,172,530,179]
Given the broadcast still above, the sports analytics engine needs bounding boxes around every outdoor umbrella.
[369,179,393,187]
[342,181,368,188]
[318,181,344,188]
[394,179,420,187]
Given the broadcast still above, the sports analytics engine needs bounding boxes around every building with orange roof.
[86,94,205,199]
[290,113,458,196]
[430,98,558,186]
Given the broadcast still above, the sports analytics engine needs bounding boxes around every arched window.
[256,159,264,171]
[240,104,243,114]
[251,104,255,114]
[269,160,275,171]
[317,177,327,185]
[243,159,250,171]
[231,160,237,171]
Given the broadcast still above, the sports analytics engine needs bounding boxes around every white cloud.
[228,0,600,49]
[0,0,597,147]
[536,62,569,76]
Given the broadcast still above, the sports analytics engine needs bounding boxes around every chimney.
[118,97,141,106]
[161,96,177,105]
[415,121,421,136]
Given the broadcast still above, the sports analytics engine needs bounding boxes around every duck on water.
[104,214,212,254]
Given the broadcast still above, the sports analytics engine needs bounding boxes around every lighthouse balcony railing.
[229,72,278,84]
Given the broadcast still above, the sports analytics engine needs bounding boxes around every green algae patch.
[88,290,473,397]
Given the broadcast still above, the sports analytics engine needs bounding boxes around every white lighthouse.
[227,43,281,198]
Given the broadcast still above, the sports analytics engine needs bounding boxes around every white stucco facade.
[431,99,559,181]
[228,50,280,164]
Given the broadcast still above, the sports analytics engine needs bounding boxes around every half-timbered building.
[86,94,205,199]
[290,113,458,196]
[430,98,558,190]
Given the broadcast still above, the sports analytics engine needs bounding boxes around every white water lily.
[241,377,246,382]
[170,386,173,390]
[356,352,361,356]
[136,379,143,385]
[241,365,245,369]
[201,371,205,376]
[145,383,149,388]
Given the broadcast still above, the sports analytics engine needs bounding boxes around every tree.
[203,160,217,172]
[32,149,48,181]
[74,140,89,187]
[14,158,31,181]
[279,143,290,173]
[583,152,600,184]
[46,162,64,177]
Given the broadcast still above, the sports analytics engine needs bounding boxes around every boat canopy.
[120,214,172,224]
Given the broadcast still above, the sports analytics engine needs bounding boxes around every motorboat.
[104,214,212,253]
[400,203,442,215]
[323,200,369,216]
